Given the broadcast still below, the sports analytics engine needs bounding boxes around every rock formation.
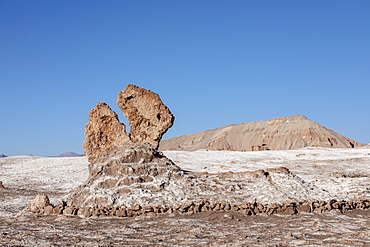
[82,84,174,164]
[159,115,364,151]
[117,84,174,148]
[64,84,182,208]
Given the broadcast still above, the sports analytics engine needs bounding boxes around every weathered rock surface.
[83,102,130,164]
[117,84,174,149]
[83,85,174,164]
[159,115,363,151]
[27,194,52,213]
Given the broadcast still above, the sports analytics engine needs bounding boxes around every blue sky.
[1,0,369,156]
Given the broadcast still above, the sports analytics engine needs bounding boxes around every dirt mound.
[159,115,363,151]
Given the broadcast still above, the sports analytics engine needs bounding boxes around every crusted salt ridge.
[63,144,331,208]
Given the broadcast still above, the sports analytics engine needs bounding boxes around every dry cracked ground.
[1,147,370,246]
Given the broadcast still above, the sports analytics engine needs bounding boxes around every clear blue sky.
[1,0,369,156]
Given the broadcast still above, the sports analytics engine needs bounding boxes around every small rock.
[223,213,234,220]
[27,194,52,213]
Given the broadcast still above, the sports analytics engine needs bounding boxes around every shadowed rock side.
[159,115,363,151]
[117,84,174,149]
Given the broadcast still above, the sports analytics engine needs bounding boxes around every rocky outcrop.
[117,84,174,149]
[159,115,364,151]
[64,84,181,208]
[27,194,53,214]
[83,84,174,164]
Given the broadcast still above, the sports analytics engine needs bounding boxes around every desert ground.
[1,147,370,246]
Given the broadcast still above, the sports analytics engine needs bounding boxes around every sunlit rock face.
[117,84,174,149]
[83,84,174,164]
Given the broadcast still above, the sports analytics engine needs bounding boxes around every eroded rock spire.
[83,84,174,164]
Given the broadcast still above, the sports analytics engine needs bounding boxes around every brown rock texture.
[117,84,174,149]
[159,115,363,151]
[83,84,174,164]
[83,102,130,164]
[27,194,52,213]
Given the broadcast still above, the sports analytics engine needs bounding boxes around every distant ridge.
[58,152,81,157]
[159,115,363,151]
[0,154,7,158]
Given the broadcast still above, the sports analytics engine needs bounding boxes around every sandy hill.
[159,115,363,151]
[58,152,80,157]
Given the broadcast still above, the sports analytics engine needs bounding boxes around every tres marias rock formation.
[64,84,184,208]
[83,84,174,164]
[26,84,369,218]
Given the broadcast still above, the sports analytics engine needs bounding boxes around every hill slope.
[159,115,363,151]
[58,152,80,157]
